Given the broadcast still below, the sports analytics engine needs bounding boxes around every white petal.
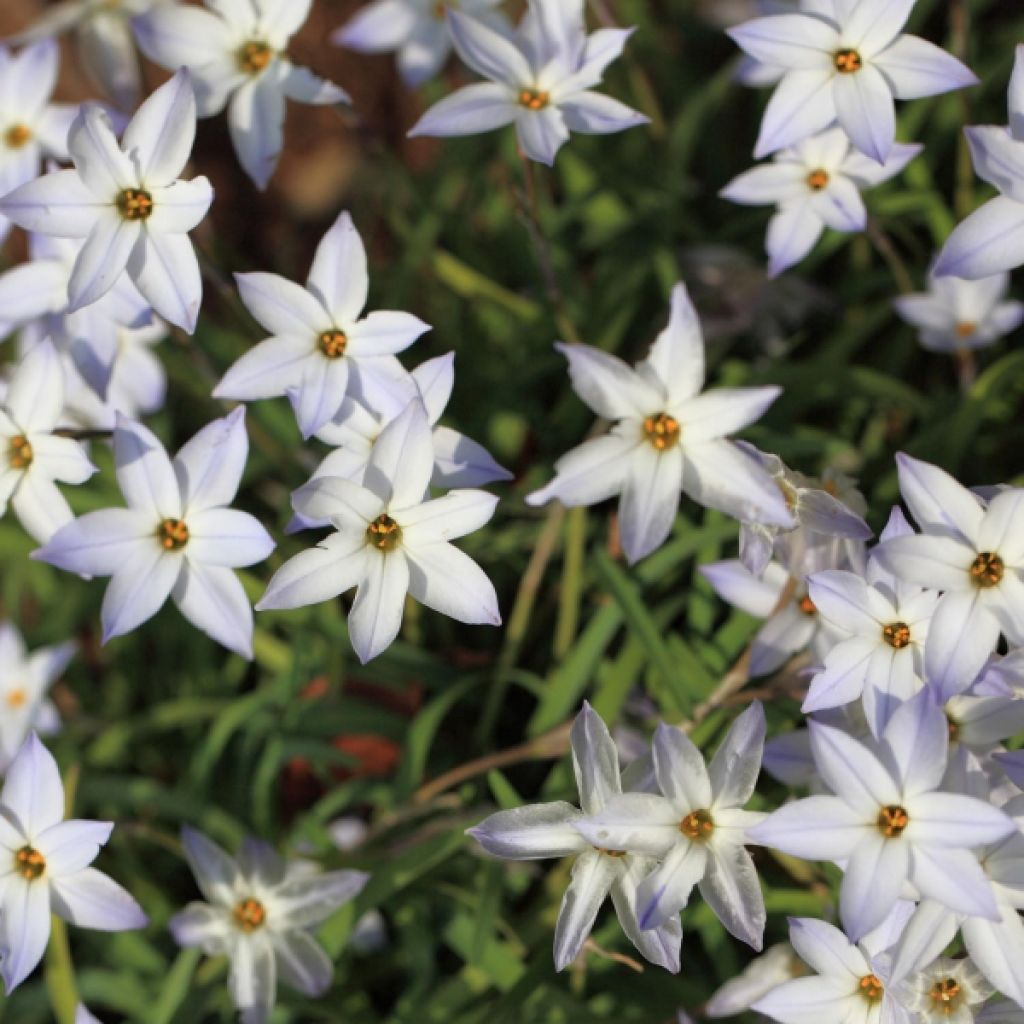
[257,533,368,610]
[515,107,570,166]
[619,444,683,565]
[404,541,500,624]
[6,337,64,432]
[32,510,153,577]
[67,105,134,197]
[172,562,255,658]
[133,6,235,77]
[653,722,712,810]
[180,825,238,904]
[636,841,709,930]
[122,69,197,186]
[429,426,512,488]
[810,720,899,813]
[909,845,1001,920]
[272,868,369,929]
[279,61,350,106]
[720,161,809,206]
[348,551,409,663]
[699,841,765,949]
[214,335,314,401]
[114,415,181,520]
[227,72,285,191]
[100,545,181,641]
[748,795,868,859]
[557,90,648,135]
[709,702,766,809]
[754,69,837,158]
[962,906,1024,1007]
[571,701,621,816]
[788,916,865,980]
[924,590,1001,701]
[36,819,111,877]
[839,833,909,940]
[147,178,215,235]
[677,387,783,443]
[727,15,838,70]
[468,802,587,859]
[271,929,333,997]
[895,452,984,538]
[290,355,349,439]
[409,82,519,138]
[0,169,104,238]
[29,436,96,486]
[558,341,661,420]
[169,902,231,952]
[11,476,74,545]
[333,0,418,52]
[766,201,825,275]
[187,509,274,569]
[49,867,147,930]
[754,976,861,1023]
[639,282,706,403]
[346,311,430,357]
[2,732,64,837]
[810,175,866,231]
[552,850,617,970]
[608,857,682,972]
[934,196,1024,280]
[236,272,328,337]
[306,211,369,324]
[174,409,249,514]
[873,34,979,100]
[127,231,203,333]
[447,9,531,87]
[364,400,434,507]
[0,876,51,991]
[67,213,140,313]
[574,792,681,857]
[228,932,277,1024]
[526,433,639,508]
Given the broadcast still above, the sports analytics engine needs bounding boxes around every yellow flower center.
[806,168,830,191]
[969,551,1004,588]
[8,434,33,469]
[14,845,46,881]
[834,49,863,74]
[955,321,977,339]
[238,41,274,75]
[859,973,884,1002]
[877,805,909,838]
[6,687,27,709]
[117,188,154,221]
[158,518,190,551]
[4,123,33,149]
[929,977,962,1010]
[366,514,402,552]
[679,808,715,841]
[518,88,550,111]
[643,412,681,451]
[798,594,816,616]
[232,897,266,931]
[882,621,911,649]
[319,329,348,359]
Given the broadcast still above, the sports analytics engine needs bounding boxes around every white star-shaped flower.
[727,0,977,163]
[874,454,1024,700]
[333,0,507,87]
[573,703,768,945]
[0,231,158,400]
[33,410,275,659]
[288,352,511,532]
[0,69,213,333]
[468,702,682,973]
[257,401,500,664]
[894,267,1024,353]
[526,283,794,565]
[935,46,1024,280]
[0,41,79,244]
[0,733,148,993]
[749,692,1016,941]
[170,827,369,1024]
[721,127,920,276]
[9,0,171,109]
[893,955,993,1022]
[135,0,350,190]
[408,0,648,165]
[0,622,73,772]
[0,339,96,543]
[214,210,429,440]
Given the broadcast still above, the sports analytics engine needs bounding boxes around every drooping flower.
[257,401,500,664]
[0,41,79,244]
[214,210,429,439]
[0,70,213,333]
[0,232,158,400]
[468,702,682,972]
[289,352,511,532]
[894,268,1024,353]
[333,0,507,87]
[573,703,768,945]
[749,692,1016,941]
[935,46,1024,280]
[727,0,977,163]
[408,0,648,166]
[0,338,96,543]
[0,621,74,772]
[33,410,275,658]
[0,733,148,993]
[135,0,350,190]
[874,455,1024,700]
[721,127,920,276]
[526,283,793,565]
[8,0,170,109]
[170,827,369,1024]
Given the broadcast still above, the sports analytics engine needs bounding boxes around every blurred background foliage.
[0,0,1023,1020]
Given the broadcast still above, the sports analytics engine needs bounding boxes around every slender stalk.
[554,507,587,659]
[865,217,915,295]
[44,916,79,1024]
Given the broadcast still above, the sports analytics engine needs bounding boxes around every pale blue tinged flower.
[573,703,768,946]
[721,127,920,276]
[749,691,1017,942]
[935,46,1024,280]
[33,409,275,659]
[874,454,1024,700]
[727,0,977,163]
[257,401,500,664]
[0,338,97,544]
[289,352,511,533]
[467,702,683,973]
[0,70,214,333]
[334,0,508,87]
[706,942,805,1018]
[526,282,794,565]
[0,733,148,994]
[170,826,369,1024]
[214,210,430,440]
[0,621,74,772]
[408,0,648,165]
[135,0,350,190]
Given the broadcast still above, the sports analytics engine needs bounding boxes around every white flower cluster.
[0,0,1018,1022]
